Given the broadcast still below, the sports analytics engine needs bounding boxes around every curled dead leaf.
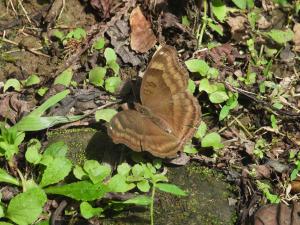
[130,6,156,53]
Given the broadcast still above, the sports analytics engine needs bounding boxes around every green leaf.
[25,139,42,165]
[232,0,246,9]
[107,174,135,193]
[95,108,118,122]
[52,30,65,41]
[14,115,83,132]
[0,168,20,186]
[212,0,227,22]
[181,15,190,26]
[272,102,283,109]
[219,105,230,121]
[4,79,21,92]
[266,29,294,45]
[24,74,40,87]
[0,205,4,218]
[183,144,198,154]
[137,180,150,192]
[66,28,86,40]
[291,169,298,181]
[194,121,207,139]
[37,87,48,96]
[209,91,229,103]
[83,160,111,184]
[108,61,120,75]
[208,21,223,36]
[44,181,108,201]
[270,114,278,129]
[188,79,196,94]
[156,183,187,196]
[43,141,68,159]
[92,37,105,50]
[201,132,224,150]
[6,188,47,225]
[105,76,121,93]
[0,222,13,225]
[198,78,217,94]
[185,59,210,76]
[132,164,144,177]
[117,163,131,176]
[39,157,72,187]
[80,202,103,219]
[89,67,106,87]
[123,195,152,206]
[248,11,259,30]
[73,165,87,180]
[104,48,117,64]
[54,68,73,87]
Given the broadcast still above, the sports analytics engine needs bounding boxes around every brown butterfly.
[107,45,201,158]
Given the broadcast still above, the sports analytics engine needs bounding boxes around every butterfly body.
[107,45,201,158]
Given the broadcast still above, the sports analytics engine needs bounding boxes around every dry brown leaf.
[227,15,249,42]
[293,23,300,52]
[130,6,156,53]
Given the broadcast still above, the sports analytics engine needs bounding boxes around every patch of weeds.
[253,138,269,159]
[289,150,300,181]
[256,181,280,204]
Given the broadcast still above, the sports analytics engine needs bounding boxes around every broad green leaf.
[43,141,68,159]
[188,79,196,94]
[201,132,224,150]
[272,102,283,109]
[95,108,118,122]
[290,169,298,181]
[0,205,4,218]
[123,196,152,206]
[73,165,87,180]
[0,168,20,186]
[89,67,106,87]
[198,78,217,94]
[185,59,210,76]
[44,181,108,201]
[107,174,135,193]
[35,220,49,225]
[232,0,246,9]
[0,222,13,225]
[66,28,86,40]
[183,144,198,154]
[266,29,294,45]
[40,157,72,187]
[117,163,131,176]
[194,121,207,139]
[105,76,121,93]
[137,180,150,192]
[54,68,73,87]
[4,79,21,92]
[25,139,42,165]
[132,164,144,177]
[208,21,223,36]
[104,48,117,64]
[24,74,40,87]
[83,160,111,184]
[209,91,229,103]
[14,115,83,132]
[212,0,227,22]
[92,37,105,50]
[156,183,187,196]
[108,61,120,75]
[80,202,103,219]
[6,188,47,225]
[219,105,230,121]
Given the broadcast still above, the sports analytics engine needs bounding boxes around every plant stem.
[198,0,208,47]
[150,184,156,225]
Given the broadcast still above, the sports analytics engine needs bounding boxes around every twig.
[17,0,32,24]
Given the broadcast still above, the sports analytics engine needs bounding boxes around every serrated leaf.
[83,160,111,184]
[39,158,72,187]
[201,132,224,150]
[44,181,108,201]
[80,202,103,219]
[95,108,118,122]
[4,79,21,92]
[24,74,40,87]
[105,76,121,93]
[209,91,229,103]
[156,183,187,196]
[7,188,47,225]
[54,68,73,87]
[89,67,106,87]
